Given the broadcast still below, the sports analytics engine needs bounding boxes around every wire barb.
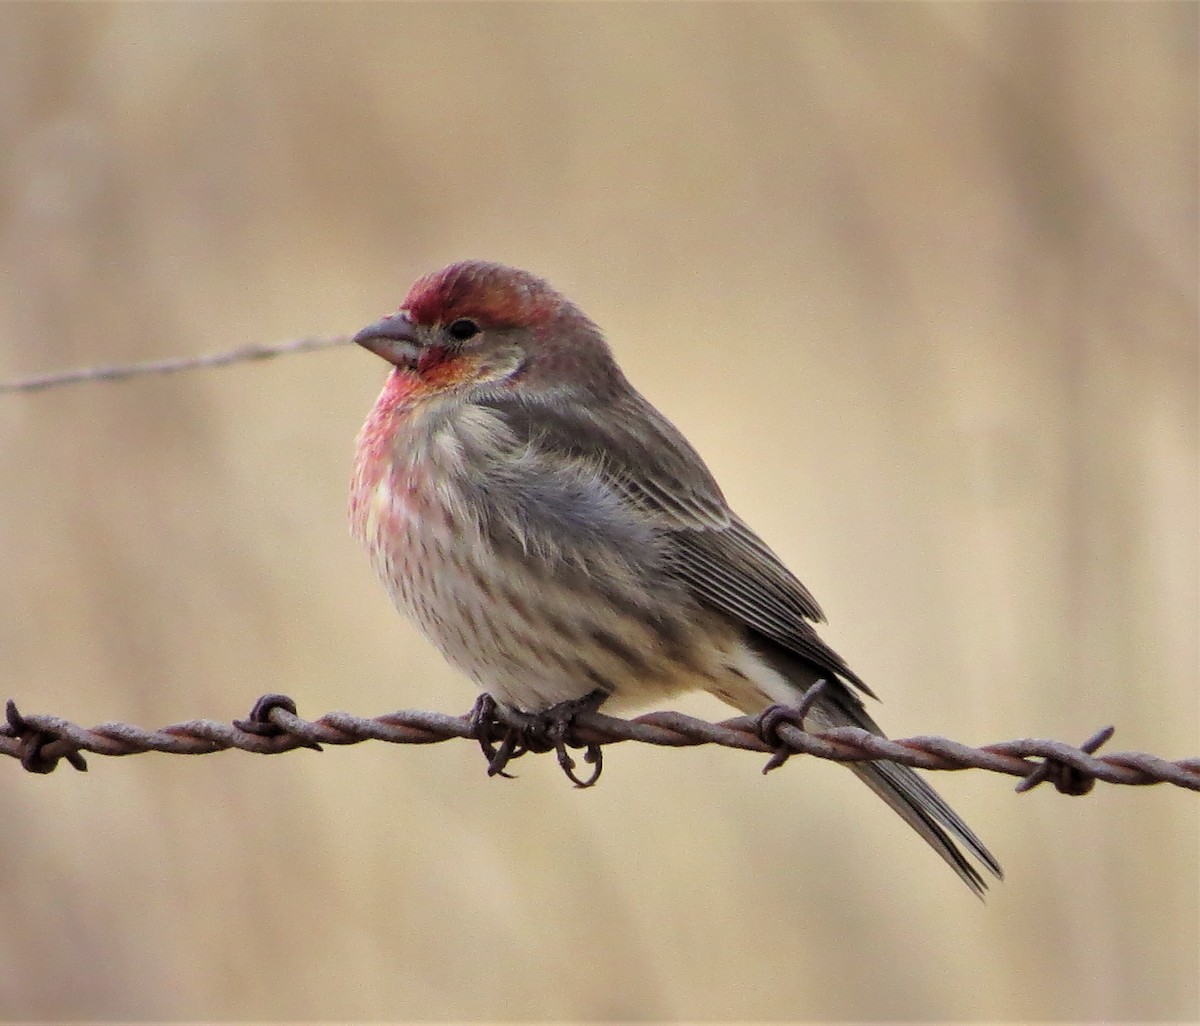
[756,678,831,773]
[2,694,1197,793]
[1013,725,1115,795]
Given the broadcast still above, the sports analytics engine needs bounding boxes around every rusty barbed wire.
[5,348,1195,795]
[0,336,350,394]
[3,693,1198,794]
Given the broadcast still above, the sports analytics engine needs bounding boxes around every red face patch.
[366,348,487,415]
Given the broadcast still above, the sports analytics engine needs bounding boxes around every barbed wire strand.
[3,694,1197,793]
[3,353,1196,796]
[0,336,350,395]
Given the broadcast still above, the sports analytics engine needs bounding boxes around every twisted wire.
[5,351,1195,796]
[3,696,1197,793]
[6,351,1194,795]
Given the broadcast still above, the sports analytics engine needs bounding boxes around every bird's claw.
[467,689,606,787]
[467,693,518,778]
[754,678,829,774]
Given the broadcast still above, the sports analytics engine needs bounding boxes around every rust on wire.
[3,693,1198,794]
[6,347,1196,796]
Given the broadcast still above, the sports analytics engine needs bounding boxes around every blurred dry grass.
[0,3,1196,1022]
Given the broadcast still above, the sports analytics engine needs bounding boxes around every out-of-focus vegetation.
[1,4,1195,1021]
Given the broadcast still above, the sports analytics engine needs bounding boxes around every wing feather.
[479,389,873,695]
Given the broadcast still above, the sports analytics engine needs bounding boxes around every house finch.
[350,260,1002,895]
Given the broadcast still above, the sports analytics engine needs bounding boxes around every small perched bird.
[350,260,1002,895]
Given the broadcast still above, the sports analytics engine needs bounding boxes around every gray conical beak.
[353,312,421,368]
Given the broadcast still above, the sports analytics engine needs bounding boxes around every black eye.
[447,318,480,341]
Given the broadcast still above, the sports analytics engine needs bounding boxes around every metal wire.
[0,336,349,394]
[3,694,1197,793]
[6,350,1195,795]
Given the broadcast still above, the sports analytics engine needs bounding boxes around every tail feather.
[724,638,1003,896]
[849,754,1002,897]
[822,687,1003,897]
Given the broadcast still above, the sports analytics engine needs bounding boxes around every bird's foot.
[467,689,606,788]
[468,693,520,779]
[754,678,829,774]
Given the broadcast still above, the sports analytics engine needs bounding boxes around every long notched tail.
[849,750,1003,897]
[735,641,1003,896]
[818,684,1003,897]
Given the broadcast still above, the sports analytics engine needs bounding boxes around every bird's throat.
[416,344,451,375]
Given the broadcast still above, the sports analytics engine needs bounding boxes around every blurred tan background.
[1,3,1196,1022]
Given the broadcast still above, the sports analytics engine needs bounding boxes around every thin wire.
[0,336,350,394]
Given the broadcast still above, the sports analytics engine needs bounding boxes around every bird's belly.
[360,474,732,712]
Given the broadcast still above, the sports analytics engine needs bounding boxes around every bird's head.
[354,261,620,401]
